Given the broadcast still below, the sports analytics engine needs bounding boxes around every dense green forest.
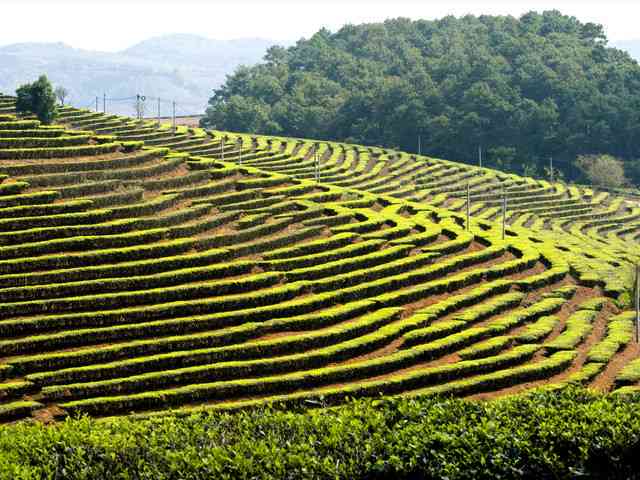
[202,11,640,182]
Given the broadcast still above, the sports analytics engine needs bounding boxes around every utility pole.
[136,94,144,121]
[478,145,483,168]
[550,156,554,184]
[103,93,106,113]
[238,138,243,165]
[157,97,161,125]
[636,263,639,343]
[418,135,421,156]
[502,186,507,240]
[95,96,99,112]
[221,137,225,161]
[315,150,320,183]
[466,182,470,232]
[172,101,176,132]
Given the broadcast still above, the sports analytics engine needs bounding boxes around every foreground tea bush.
[1,388,639,479]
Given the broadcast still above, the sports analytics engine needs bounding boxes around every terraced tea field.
[0,94,638,423]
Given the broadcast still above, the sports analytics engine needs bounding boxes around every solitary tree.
[15,75,57,124]
[54,86,69,106]
[576,154,628,188]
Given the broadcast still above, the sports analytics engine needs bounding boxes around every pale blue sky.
[1,0,638,50]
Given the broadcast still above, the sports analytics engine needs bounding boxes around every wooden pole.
[502,186,506,240]
[95,96,99,112]
[634,263,640,343]
[478,145,482,168]
[466,182,470,232]
[238,139,243,165]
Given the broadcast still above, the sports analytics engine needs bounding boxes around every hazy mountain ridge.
[0,34,278,115]
[614,39,640,62]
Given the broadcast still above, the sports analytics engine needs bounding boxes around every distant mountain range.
[0,34,280,116]
[615,39,640,62]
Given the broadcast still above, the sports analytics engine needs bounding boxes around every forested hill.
[202,11,640,182]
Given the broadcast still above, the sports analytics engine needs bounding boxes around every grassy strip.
[484,298,566,331]
[538,362,606,390]
[577,297,608,311]
[542,285,577,299]
[0,181,28,195]
[0,134,92,148]
[0,381,34,400]
[263,232,357,260]
[457,336,512,360]
[10,281,511,376]
[0,260,254,303]
[451,291,525,323]
[0,271,282,318]
[0,120,40,130]
[265,239,383,270]
[587,312,634,363]
[0,204,212,245]
[0,247,231,289]
[0,283,306,353]
[286,245,413,282]
[0,400,42,422]
[615,357,640,386]
[40,308,407,400]
[515,315,559,342]
[0,142,122,159]
[19,156,182,188]
[311,244,502,294]
[0,208,113,233]
[0,227,174,260]
[224,225,325,258]
[0,148,167,176]
[545,310,598,351]
[58,346,540,416]
[0,190,60,209]
[0,237,204,275]
[404,295,561,347]
[408,350,577,397]
[22,300,380,382]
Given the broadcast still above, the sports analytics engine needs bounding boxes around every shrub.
[2,389,640,478]
[576,154,628,188]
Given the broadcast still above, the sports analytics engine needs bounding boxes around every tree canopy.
[202,11,640,182]
[15,75,57,124]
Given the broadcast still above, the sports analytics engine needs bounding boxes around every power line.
[79,99,95,110]
[70,92,207,119]
[106,96,137,103]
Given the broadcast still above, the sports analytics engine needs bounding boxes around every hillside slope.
[0,96,638,423]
